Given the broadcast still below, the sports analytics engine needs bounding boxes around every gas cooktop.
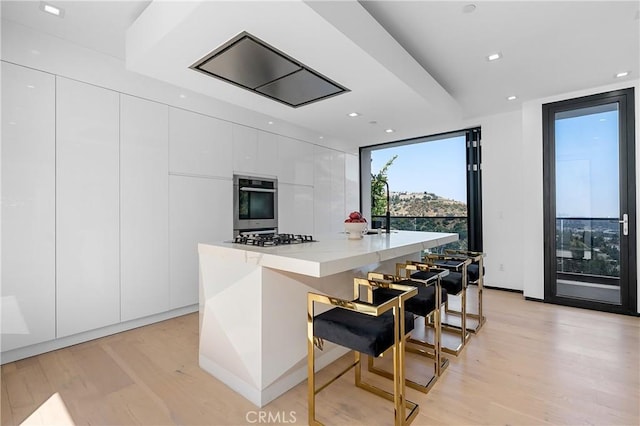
[233,233,316,247]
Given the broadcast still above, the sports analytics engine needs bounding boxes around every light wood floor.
[2,289,639,425]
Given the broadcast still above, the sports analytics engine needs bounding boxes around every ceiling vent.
[190,32,349,108]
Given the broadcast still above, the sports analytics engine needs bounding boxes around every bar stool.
[308,278,419,426]
[366,267,450,394]
[444,249,487,333]
[405,256,471,356]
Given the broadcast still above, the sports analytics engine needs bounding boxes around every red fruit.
[344,219,351,223]
[349,211,361,220]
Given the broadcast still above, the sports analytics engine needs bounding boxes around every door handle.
[619,213,629,236]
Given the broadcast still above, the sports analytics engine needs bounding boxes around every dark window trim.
[359,127,483,252]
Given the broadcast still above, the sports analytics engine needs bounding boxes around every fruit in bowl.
[344,211,367,223]
[344,212,368,239]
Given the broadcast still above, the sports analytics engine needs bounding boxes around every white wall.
[479,110,525,291]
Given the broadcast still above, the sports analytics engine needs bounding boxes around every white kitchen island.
[198,230,457,407]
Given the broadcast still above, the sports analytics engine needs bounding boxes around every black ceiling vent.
[190,32,349,108]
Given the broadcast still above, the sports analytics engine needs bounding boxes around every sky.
[555,108,619,218]
[370,135,467,203]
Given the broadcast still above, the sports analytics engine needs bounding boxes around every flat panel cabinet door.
[345,153,360,215]
[278,136,314,186]
[169,107,232,178]
[278,184,314,235]
[169,176,233,309]
[56,77,120,338]
[1,63,56,351]
[120,95,170,321]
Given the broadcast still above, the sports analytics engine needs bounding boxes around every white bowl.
[344,222,367,239]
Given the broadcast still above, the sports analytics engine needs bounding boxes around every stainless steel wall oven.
[233,175,278,234]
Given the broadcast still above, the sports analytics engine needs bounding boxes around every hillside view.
[372,191,468,250]
[388,191,466,217]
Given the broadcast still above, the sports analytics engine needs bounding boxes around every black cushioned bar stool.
[407,255,471,356]
[308,278,419,426]
[367,267,450,394]
[444,249,487,333]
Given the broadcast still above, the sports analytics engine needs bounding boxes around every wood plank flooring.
[2,289,639,425]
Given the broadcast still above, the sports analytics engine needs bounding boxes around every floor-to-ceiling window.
[359,127,482,252]
[543,88,637,315]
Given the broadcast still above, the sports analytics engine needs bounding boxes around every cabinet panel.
[314,146,345,235]
[278,184,314,235]
[1,63,56,351]
[278,136,314,185]
[232,124,259,175]
[56,77,120,338]
[169,176,233,309]
[120,95,170,321]
[345,153,360,215]
[256,131,279,177]
[169,108,232,178]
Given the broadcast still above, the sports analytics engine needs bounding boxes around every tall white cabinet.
[56,77,120,338]
[1,63,56,351]
[169,107,233,309]
[120,95,170,321]
[314,146,346,235]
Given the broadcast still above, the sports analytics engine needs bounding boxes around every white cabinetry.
[120,95,169,321]
[232,126,279,177]
[345,153,360,215]
[56,77,120,338]
[169,107,232,178]
[1,63,56,351]
[169,176,233,309]
[314,146,345,235]
[278,183,314,235]
[277,136,314,186]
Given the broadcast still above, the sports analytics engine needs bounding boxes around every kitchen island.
[198,230,457,407]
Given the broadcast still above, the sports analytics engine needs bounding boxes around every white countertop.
[199,231,458,277]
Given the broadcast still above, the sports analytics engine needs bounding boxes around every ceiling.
[2,1,639,151]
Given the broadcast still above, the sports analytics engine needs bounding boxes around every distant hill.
[389,191,467,217]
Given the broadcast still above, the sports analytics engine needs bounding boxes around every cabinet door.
[278,136,314,185]
[345,153,360,216]
[56,77,120,338]
[314,146,345,235]
[169,107,232,178]
[278,183,314,235]
[120,95,169,321]
[1,63,56,351]
[169,176,233,309]
[232,124,259,175]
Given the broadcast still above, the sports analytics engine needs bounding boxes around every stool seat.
[412,270,463,295]
[373,282,448,318]
[314,305,415,357]
[467,264,485,282]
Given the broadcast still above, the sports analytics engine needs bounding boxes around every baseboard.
[1,304,198,364]
[524,296,544,302]
[483,284,524,294]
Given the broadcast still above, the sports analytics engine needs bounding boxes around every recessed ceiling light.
[26,85,35,89]
[179,94,186,99]
[385,128,395,133]
[318,136,324,139]
[507,95,517,101]
[39,2,64,17]
[615,71,629,78]
[487,52,502,61]
[267,121,274,125]
[463,4,477,13]
[347,112,360,117]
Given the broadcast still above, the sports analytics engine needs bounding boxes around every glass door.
[543,88,636,314]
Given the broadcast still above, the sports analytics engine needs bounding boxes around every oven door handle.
[239,187,276,193]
